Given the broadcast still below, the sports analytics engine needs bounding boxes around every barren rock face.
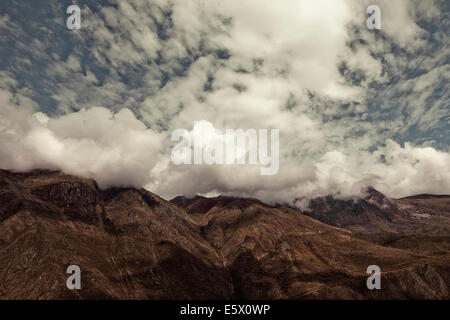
[0,169,449,300]
[32,181,101,224]
[302,187,450,234]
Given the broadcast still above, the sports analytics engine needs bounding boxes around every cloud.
[151,122,450,202]
[0,0,448,203]
[0,90,164,188]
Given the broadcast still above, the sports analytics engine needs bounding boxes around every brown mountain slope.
[0,169,232,299]
[0,170,449,299]
[171,195,450,299]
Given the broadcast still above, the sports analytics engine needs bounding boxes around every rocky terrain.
[302,187,450,234]
[0,169,449,299]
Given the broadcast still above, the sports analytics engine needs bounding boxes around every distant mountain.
[0,169,449,299]
[301,187,450,234]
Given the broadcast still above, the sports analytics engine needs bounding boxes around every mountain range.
[0,169,449,299]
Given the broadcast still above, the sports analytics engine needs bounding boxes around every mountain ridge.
[0,169,449,299]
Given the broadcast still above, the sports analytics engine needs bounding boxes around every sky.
[0,0,449,204]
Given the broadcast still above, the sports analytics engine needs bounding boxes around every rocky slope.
[301,187,450,234]
[0,169,231,299]
[171,194,450,299]
[0,169,449,299]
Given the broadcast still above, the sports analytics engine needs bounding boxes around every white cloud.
[0,90,164,188]
[0,0,448,203]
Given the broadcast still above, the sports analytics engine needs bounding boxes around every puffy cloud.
[0,90,164,188]
[151,125,450,202]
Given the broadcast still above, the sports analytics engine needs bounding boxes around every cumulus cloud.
[0,0,448,203]
[152,121,450,202]
[0,90,164,188]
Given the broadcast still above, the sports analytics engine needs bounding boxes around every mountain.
[301,187,450,234]
[0,169,449,299]
[0,169,231,299]
[171,194,450,299]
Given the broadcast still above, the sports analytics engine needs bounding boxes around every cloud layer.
[0,0,448,203]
